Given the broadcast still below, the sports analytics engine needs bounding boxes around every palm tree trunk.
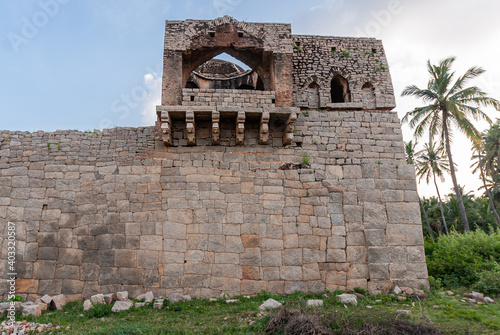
[479,151,500,225]
[443,110,470,232]
[418,194,435,242]
[433,172,449,234]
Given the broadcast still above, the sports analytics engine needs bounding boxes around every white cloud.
[140,73,161,126]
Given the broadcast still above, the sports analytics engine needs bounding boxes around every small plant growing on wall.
[342,50,351,57]
[47,142,51,152]
[302,154,310,165]
[302,111,309,117]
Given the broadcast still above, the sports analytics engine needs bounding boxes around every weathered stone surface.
[258,298,282,311]
[116,291,128,301]
[337,294,357,305]
[83,300,92,311]
[49,294,66,310]
[306,299,324,307]
[0,17,427,302]
[111,300,133,312]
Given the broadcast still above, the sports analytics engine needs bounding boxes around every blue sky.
[1,0,500,197]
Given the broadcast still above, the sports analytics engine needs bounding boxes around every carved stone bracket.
[186,111,195,146]
[259,111,270,145]
[212,111,220,145]
[282,112,297,145]
[160,111,173,146]
[236,111,245,145]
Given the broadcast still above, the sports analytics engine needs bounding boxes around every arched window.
[331,75,350,103]
[307,82,320,108]
[362,82,376,109]
[185,52,264,90]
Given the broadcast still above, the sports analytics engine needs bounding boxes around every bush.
[425,229,500,287]
[472,268,500,296]
[86,302,113,319]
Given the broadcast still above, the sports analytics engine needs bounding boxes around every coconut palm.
[471,141,500,225]
[482,120,500,194]
[416,141,450,234]
[402,57,500,232]
[405,140,435,241]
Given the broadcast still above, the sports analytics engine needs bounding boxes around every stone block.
[367,247,390,263]
[368,264,390,279]
[241,280,266,296]
[363,202,387,224]
[326,249,346,263]
[346,246,366,264]
[386,203,421,224]
[242,265,260,280]
[261,251,282,267]
[280,266,302,280]
[284,281,307,295]
[302,263,321,280]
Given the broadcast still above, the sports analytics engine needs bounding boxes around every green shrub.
[425,230,500,287]
[428,276,442,291]
[472,267,500,296]
[86,302,113,319]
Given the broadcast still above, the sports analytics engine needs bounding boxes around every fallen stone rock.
[153,300,163,310]
[116,291,128,301]
[40,294,52,304]
[91,294,105,304]
[226,299,240,304]
[183,295,192,301]
[306,299,324,307]
[22,303,47,317]
[353,292,365,299]
[49,294,66,311]
[337,294,357,305]
[397,296,407,301]
[370,290,382,295]
[396,309,411,316]
[167,293,186,303]
[134,302,146,308]
[83,300,92,311]
[414,289,426,298]
[393,286,402,295]
[209,298,217,302]
[485,297,495,304]
[446,291,455,296]
[103,294,115,305]
[472,292,485,303]
[404,288,414,296]
[258,299,282,311]
[112,301,133,312]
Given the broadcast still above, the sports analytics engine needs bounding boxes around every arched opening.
[185,52,264,91]
[331,75,350,103]
[362,82,376,109]
[307,82,320,108]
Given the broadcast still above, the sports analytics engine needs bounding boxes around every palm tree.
[402,57,500,232]
[416,141,450,234]
[471,140,500,225]
[405,140,435,241]
[482,120,500,194]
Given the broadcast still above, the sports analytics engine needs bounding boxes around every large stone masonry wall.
[0,109,428,301]
[181,89,275,108]
[292,35,396,109]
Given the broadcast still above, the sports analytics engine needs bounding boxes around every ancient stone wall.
[0,108,427,301]
[292,36,396,109]
[0,17,428,301]
[181,89,275,108]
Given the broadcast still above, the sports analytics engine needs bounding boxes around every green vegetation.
[302,153,310,165]
[341,50,350,57]
[402,57,500,232]
[2,290,499,334]
[302,110,309,117]
[426,230,500,287]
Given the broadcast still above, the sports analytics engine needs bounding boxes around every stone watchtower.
[0,17,427,301]
[153,16,428,295]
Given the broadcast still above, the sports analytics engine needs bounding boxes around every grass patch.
[1,290,498,334]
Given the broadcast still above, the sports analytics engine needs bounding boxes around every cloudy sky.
[1,0,500,198]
